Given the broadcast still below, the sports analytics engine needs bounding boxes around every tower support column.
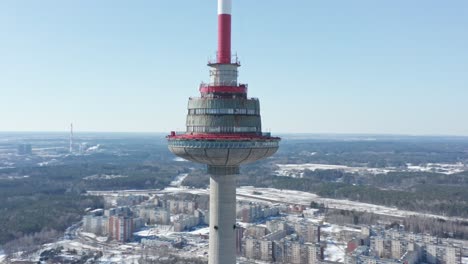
[208,165,238,264]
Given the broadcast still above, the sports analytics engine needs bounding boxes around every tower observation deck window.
[187,126,259,133]
[188,108,259,115]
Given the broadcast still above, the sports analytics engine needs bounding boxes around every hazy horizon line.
[1,130,468,138]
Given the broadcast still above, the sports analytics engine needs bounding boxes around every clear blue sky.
[1,0,467,135]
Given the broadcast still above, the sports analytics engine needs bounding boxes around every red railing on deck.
[199,84,247,94]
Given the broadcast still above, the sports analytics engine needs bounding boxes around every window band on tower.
[186,126,259,133]
[188,108,259,115]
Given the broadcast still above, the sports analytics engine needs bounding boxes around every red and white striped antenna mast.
[217,0,232,64]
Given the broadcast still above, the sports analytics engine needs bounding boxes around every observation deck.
[167,132,280,167]
[166,1,280,263]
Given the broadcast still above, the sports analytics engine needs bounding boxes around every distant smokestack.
[69,123,73,153]
[217,0,232,64]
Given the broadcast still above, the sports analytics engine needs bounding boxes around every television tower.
[167,0,280,263]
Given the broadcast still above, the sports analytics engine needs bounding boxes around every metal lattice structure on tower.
[167,1,280,263]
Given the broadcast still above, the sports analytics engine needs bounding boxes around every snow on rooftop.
[324,241,346,262]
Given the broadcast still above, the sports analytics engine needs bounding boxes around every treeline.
[275,139,468,168]
[272,178,468,217]
[0,194,103,245]
[2,229,61,255]
[371,171,468,189]
[81,164,179,191]
[0,161,184,246]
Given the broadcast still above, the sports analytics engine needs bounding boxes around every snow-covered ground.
[462,257,468,264]
[321,224,360,234]
[0,175,29,180]
[86,144,100,152]
[188,227,210,236]
[276,163,394,178]
[169,173,189,187]
[406,162,466,175]
[235,187,468,221]
[276,162,466,178]
[324,241,346,262]
[10,229,146,263]
[135,225,173,237]
[81,232,108,243]
[83,174,127,180]
[0,253,5,263]
[319,223,359,263]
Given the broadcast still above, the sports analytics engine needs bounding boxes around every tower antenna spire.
[217,0,232,64]
[167,1,280,263]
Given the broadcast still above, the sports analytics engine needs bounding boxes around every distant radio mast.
[69,123,73,153]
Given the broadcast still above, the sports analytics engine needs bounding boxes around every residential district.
[72,188,467,264]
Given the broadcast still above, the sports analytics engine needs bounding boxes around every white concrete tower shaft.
[209,170,237,264]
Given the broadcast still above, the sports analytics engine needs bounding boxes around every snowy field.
[135,225,173,237]
[10,231,146,263]
[406,162,466,175]
[276,163,393,177]
[235,187,468,221]
[188,227,210,236]
[321,224,360,234]
[276,162,466,178]
[81,232,108,243]
[83,174,128,180]
[169,173,189,187]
